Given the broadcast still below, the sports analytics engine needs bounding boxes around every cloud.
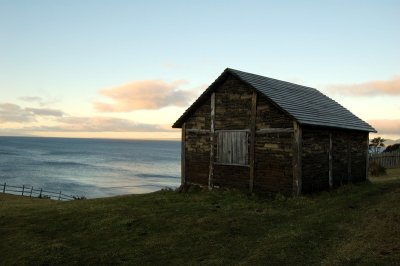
[368,119,400,135]
[18,96,46,106]
[94,80,197,112]
[18,96,60,106]
[0,103,64,123]
[328,75,400,96]
[0,103,36,123]
[25,108,64,117]
[27,117,172,132]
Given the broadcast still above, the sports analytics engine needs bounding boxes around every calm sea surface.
[0,137,180,198]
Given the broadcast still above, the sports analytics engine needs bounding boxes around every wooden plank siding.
[184,95,211,186]
[181,72,370,195]
[253,93,294,195]
[212,75,253,188]
[216,131,248,165]
[184,74,297,194]
[302,126,368,193]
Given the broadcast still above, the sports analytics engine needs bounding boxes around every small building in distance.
[172,68,376,195]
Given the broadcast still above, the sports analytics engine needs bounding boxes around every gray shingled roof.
[173,68,376,132]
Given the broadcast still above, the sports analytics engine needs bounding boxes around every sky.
[0,0,399,140]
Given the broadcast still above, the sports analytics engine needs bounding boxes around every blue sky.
[0,0,399,139]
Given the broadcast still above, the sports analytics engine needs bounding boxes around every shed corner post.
[208,92,216,190]
[328,132,333,189]
[292,121,302,196]
[366,133,369,180]
[249,91,257,193]
[181,123,186,186]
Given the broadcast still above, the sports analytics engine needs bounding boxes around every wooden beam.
[256,128,294,134]
[185,128,210,133]
[249,91,257,192]
[292,121,302,196]
[181,123,186,186]
[208,92,215,189]
[366,134,369,180]
[328,132,333,189]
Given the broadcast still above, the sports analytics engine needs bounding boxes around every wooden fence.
[1,183,75,201]
[369,151,400,169]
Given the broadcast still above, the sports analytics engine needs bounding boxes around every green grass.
[1,169,400,265]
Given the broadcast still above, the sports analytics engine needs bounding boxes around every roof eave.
[299,121,377,133]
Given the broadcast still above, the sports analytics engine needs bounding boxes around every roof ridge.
[173,68,376,133]
[226,68,316,92]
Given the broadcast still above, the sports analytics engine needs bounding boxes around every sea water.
[0,136,180,198]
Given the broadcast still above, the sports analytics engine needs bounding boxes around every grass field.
[1,169,400,265]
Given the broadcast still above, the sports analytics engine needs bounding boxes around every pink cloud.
[328,75,400,96]
[94,80,197,112]
[368,119,400,135]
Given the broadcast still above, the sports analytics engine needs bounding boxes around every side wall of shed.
[302,126,368,193]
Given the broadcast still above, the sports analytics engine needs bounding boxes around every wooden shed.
[172,68,376,195]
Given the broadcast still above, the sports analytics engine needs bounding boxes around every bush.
[369,162,386,176]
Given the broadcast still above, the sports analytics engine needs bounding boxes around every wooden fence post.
[22,185,25,196]
[39,188,42,198]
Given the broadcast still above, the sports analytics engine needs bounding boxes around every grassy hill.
[1,169,400,265]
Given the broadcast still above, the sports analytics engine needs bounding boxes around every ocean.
[0,136,181,198]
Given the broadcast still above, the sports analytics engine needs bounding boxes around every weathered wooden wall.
[254,95,294,195]
[214,76,252,130]
[184,74,297,194]
[253,132,294,194]
[213,164,250,188]
[212,76,252,187]
[184,97,211,186]
[255,96,293,129]
[349,132,368,182]
[302,127,330,193]
[182,73,369,195]
[302,126,368,193]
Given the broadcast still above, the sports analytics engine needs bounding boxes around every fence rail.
[1,183,75,201]
[369,151,400,169]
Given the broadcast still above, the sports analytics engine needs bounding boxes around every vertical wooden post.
[181,122,186,186]
[366,134,369,180]
[22,185,25,196]
[292,121,302,196]
[328,132,333,189]
[249,91,257,192]
[208,92,215,189]
[39,188,42,198]
[347,137,352,182]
